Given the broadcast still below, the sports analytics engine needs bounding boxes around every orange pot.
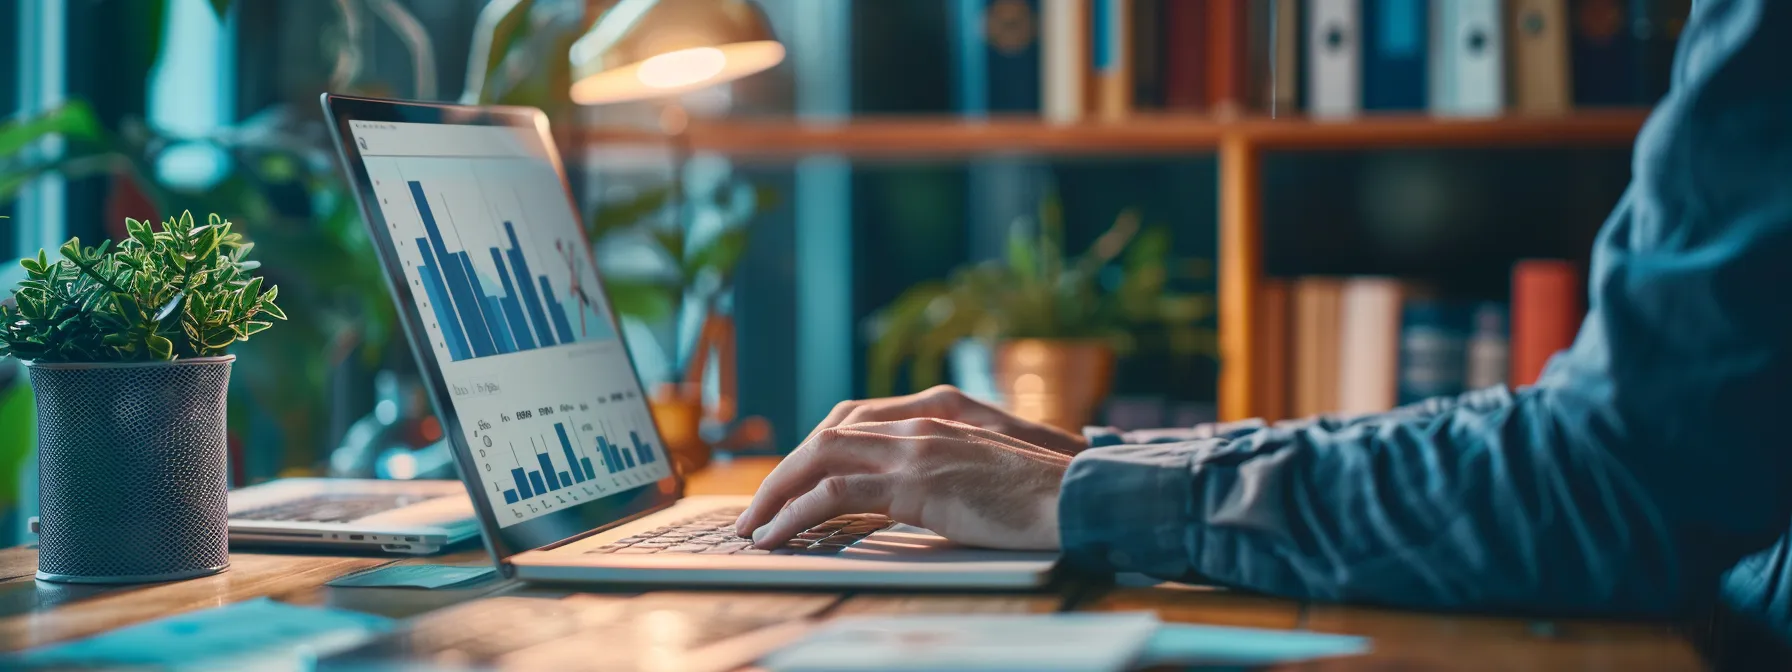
[993,339,1116,433]
[649,382,711,474]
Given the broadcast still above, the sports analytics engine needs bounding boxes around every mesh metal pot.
[26,356,234,583]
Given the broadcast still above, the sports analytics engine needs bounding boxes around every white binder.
[1307,0,1361,119]
[1041,0,1087,124]
[1430,0,1506,116]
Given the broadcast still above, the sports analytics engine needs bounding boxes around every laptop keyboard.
[584,507,894,556]
[234,493,439,523]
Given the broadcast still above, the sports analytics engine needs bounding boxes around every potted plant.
[0,212,284,583]
[866,197,1213,432]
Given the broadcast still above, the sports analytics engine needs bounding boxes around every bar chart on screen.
[470,390,669,519]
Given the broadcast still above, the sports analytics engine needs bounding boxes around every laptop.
[227,478,478,555]
[320,93,1059,589]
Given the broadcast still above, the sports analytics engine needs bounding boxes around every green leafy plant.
[0,212,285,363]
[865,196,1215,398]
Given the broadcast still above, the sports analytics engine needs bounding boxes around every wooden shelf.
[588,110,1651,159]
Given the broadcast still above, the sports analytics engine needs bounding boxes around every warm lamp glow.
[636,47,727,89]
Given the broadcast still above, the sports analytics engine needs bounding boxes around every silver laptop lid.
[321,94,682,565]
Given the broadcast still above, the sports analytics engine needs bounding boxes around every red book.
[1205,0,1248,114]
[1509,260,1584,387]
[1163,0,1206,109]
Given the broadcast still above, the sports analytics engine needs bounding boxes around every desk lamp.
[567,0,784,106]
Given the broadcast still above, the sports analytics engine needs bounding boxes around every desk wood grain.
[0,456,1716,670]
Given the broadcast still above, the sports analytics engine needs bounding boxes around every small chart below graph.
[469,390,671,521]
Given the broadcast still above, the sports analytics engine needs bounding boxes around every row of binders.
[1254,260,1583,421]
[952,0,1689,122]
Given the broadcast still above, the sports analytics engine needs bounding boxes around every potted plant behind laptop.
[0,212,285,583]
[867,196,1212,432]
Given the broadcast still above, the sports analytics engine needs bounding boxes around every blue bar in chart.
[559,471,571,484]
[597,437,621,474]
[535,452,561,491]
[414,241,469,360]
[488,248,537,350]
[527,471,547,497]
[510,468,533,499]
[503,489,518,504]
[623,447,636,469]
[580,457,596,480]
[554,424,586,483]
[503,222,557,348]
[631,431,655,465]
[410,182,497,358]
[539,277,578,344]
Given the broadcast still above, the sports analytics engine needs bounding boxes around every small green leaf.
[241,320,273,337]
[146,334,173,360]
[258,300,286,321]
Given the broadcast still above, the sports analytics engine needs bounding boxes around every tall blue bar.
[580,457,596,480]
[539,278,579,344]
[503,222,558,347]
[528,471,547,496]
[535,452,561,490]
[488,248,537,350]
[631,431,654,465]
[623,449,636,469]
[482,296,516,353]
[511,467,533,499]
[554,424,586,483]
[408,181,496,357]
[503,489,519,504]
[598,437,620,474]
[414,257,468,361]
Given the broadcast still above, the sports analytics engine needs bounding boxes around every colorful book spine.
[1363,0,1429,111]
[1254,278,1292,422]
[1570,0,1637,106]
[1464,301,1510,389]
[1336,277,1404,415]
[1430,0,1506,116]
[954,0,1044,114]
[1510,0,1573,114]
[1634,0,1690,103]
[1163,0,1207,109]
[1207,0,1250,114]
[1092,0,1133,120]
[1398,300,1468,404]
[1509,259,1583,387]
[1307,0,1363,118]
[1130,0,1164,108]
[1042,0,1090,123]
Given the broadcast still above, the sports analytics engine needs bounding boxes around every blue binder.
[951,0,1044,115]
[1363,0,1428,110]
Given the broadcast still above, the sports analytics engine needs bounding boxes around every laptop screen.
[325,97,681,560]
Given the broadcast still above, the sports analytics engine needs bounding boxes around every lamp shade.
[569,0,785,105]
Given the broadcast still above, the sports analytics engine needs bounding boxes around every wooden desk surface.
[0,457,1709,670]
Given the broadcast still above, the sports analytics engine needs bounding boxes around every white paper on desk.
[758,612,1160,672]
[13,597,394,672]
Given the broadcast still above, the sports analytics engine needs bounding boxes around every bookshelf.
[599,110,1651,421]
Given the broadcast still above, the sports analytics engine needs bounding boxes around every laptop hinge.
[532,500,679,553]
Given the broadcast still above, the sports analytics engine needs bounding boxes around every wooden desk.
[0,457,1709,670]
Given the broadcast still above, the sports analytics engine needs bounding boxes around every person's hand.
[809,385,1089,457]
[734,418,1068,551]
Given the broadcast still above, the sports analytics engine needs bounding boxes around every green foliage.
[0,212,285,363]
[587,183,777,325]
[864,196,1216,398]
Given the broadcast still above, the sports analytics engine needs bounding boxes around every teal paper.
[16,597,393,671]
[326,563,497,589]
[1140,623,1370,666]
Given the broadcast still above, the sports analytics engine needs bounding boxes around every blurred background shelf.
[588,110,1653,159]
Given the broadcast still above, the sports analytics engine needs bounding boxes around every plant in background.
[865,196,1216,398]
[0,212,284,363]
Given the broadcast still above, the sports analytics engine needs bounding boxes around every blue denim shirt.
[1059,0,1792,638]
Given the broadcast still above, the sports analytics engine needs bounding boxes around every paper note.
[759,612,1161,672]
[15,597,393,672]
[326,563,497,589]
[1139,623,1371,666]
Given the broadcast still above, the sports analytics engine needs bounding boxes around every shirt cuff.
[1057,442,1201,577]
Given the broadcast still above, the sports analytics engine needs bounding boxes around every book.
[1509,259,1582,387]
[1130,0,1164,108]
[1163,0,1207,110]
[1635,0,1691,103]
[1570,0,1637,106]
[1307,0,1363,118]
[1363,0,1429,111]
[1430,0,1506,117]
[1043,0,1091,123]
[1292,277,1344,417]
[1509,0,1573,114]
[1464,301,1509,389]
[1335,277,1405,415]
[951,0,1045,115]
[1093,0,1134,120]
[1207,0,1251,114]
[1398,299,1468,404]
[1271,0,1303,115]
[1254,278,1292,422]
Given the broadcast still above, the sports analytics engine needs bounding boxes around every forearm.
[1059,386,1686,615]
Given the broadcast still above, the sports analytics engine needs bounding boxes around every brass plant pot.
[993,339,1116,433]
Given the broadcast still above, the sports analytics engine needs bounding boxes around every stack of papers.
[760,612,1369,672]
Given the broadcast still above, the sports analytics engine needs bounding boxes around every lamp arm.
[460,0,530,104]
[367,0,438,101]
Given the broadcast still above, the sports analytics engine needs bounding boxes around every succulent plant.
[0,211,285,363]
